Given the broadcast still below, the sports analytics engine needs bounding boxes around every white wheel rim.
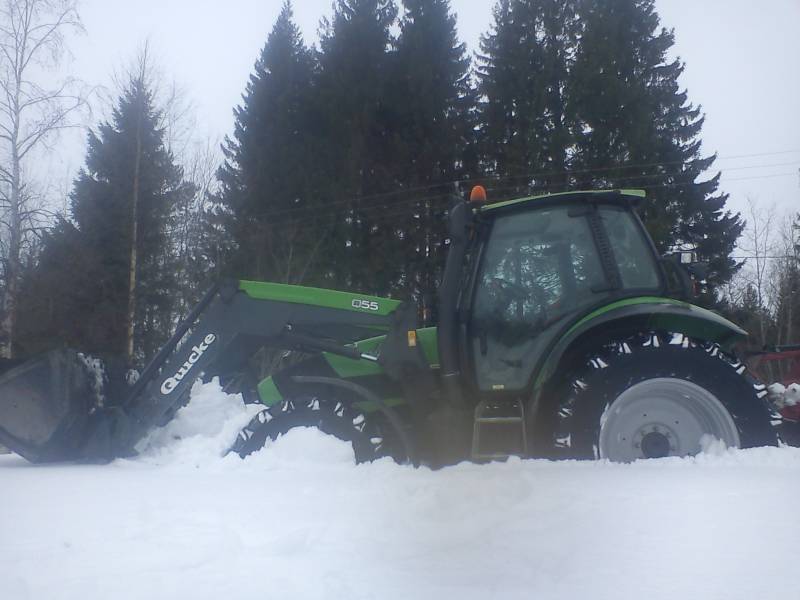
[598,378,740,462]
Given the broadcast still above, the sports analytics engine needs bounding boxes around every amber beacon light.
[469,185,488,204]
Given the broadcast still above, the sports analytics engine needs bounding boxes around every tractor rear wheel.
[554,333,778,461]
[230,396,393,463]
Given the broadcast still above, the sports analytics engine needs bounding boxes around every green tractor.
[0,189,785,466]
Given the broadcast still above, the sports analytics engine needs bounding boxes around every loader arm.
[0,279,411,462]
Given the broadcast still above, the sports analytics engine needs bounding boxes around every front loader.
[0,188,793,466]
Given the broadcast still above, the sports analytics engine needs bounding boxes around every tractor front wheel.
[554,333,778,462]
[230,396,393,463]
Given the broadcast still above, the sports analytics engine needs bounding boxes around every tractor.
[0,188,791,467]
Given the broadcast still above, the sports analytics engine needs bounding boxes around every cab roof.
[481,189,646,213]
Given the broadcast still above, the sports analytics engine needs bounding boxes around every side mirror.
[661,251,708,299]
[660,258,692,299]
[686,262,708,281]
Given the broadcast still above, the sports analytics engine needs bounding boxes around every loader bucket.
[0,349,97,463]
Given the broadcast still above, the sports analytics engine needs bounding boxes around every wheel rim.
[598,377,741,462]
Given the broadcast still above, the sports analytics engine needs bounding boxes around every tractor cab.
[467,191,663,394]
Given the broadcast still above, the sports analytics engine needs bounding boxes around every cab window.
[600,206,661,290]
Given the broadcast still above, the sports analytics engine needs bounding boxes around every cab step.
[471,399,528,460]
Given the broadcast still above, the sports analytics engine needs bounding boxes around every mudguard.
[534,296,747,394]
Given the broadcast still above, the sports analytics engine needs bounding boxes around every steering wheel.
[491,277,554,325]
[490,277,530,302]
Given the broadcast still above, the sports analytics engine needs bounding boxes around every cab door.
[468,205,608,393]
